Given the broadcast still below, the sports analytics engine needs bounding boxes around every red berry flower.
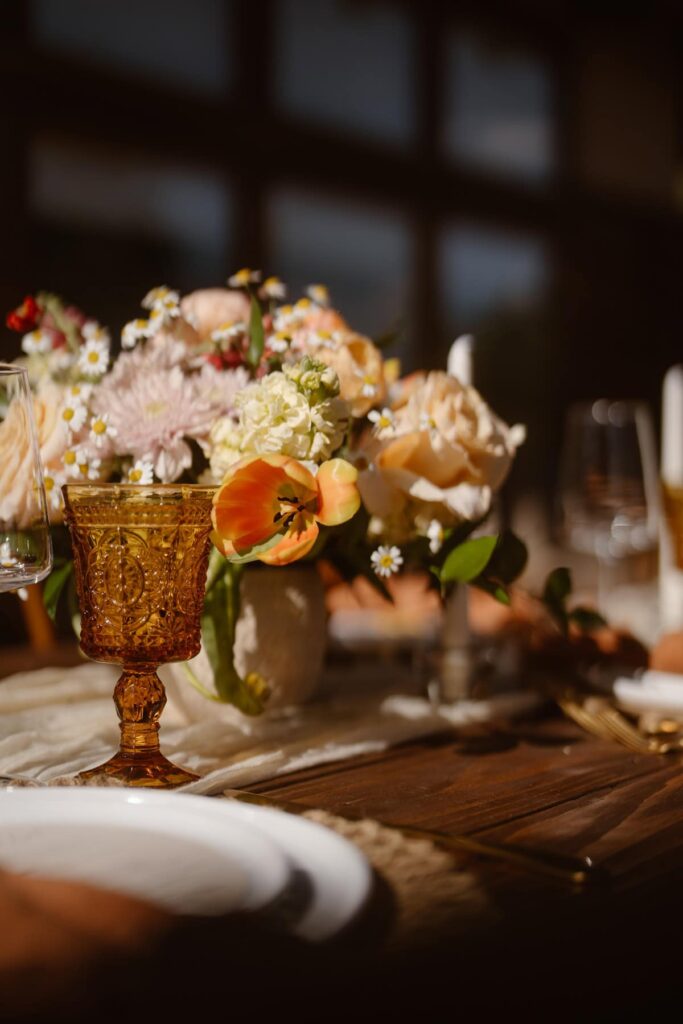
[6,295,41,333]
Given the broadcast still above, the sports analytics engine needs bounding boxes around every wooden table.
[3,712,682,1022]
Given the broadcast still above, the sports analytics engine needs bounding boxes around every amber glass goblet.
[63,484,215,787]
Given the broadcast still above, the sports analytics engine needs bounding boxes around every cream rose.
[0,382,66,526]
[358,371,524,534]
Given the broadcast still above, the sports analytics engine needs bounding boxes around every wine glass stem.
[114,667,166,759]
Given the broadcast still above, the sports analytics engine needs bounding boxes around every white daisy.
[82,321,111,345]
[426,519,444,555]
[127,458,154,485]
[75,450,102,481]
[89,413,117,448]
[43,470,65,513]
[419,411,437,433]
[368,407,396,437]
[273,305,303,332]
[78,339,109,377]
[122,318,151,350]
[228,268,261,288]
[371,545,403,578]
[267,331,290,354]
[21,329,52,355]
[70,383,92,400]
[148,298,181,333]
[306,284,330,307]
[355,369,378,398]
[60,399,87,434]
[142,286,179,311]
[62,447,81,479]
[211,321,246,344]
[261,276,287,300]
[306,329,338,350]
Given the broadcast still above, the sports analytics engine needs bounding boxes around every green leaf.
[473,577,511,605]
[201,565,268,715]
[247,294,265,368]
[569,606,607,633]
[440,535,498,584]
[486,530,528,584]
[542,566,572,632]
[43,561,73,622]
[226,530,285,565]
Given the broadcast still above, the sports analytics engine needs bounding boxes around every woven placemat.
[302,809,497,948]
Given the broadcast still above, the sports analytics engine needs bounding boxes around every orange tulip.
[212,454,360,566]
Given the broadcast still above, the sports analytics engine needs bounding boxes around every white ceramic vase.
[164,564,328,721]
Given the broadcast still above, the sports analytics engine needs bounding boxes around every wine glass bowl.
[63,484,215,787]
[0,364,52,592]
[557,399,659,633]
[558,400,658,561]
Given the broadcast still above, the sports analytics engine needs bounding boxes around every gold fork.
[555,689,678,756]
[222,787,606,889]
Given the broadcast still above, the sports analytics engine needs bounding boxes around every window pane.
[440,224,548,329]
[269,189,413,362]
[443,31,554,182]
[29,137,232,320]
[32,0,230,96]
[275,0,413,144]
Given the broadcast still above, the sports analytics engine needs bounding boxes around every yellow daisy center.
[92,419,107,435]
[64,451,76,465]
[129,468,142,482]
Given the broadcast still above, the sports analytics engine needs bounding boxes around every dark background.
[0,0,681,506]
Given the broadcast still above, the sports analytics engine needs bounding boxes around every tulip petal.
[315,458,360,526]
[259,520,319,566]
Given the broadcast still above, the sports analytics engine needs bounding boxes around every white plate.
[0,788,290,917]
[213,798,373,941]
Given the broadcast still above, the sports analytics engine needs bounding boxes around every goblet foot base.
[78,750,199,788]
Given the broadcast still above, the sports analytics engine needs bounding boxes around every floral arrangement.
[2,271,529,713]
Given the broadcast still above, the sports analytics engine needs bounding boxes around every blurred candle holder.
[63,484,215,787]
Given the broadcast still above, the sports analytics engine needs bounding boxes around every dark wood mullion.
[230,0,275,272]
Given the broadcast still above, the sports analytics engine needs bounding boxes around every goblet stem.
[78,666,198,788]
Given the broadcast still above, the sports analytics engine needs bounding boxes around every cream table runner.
[0,661,541,793]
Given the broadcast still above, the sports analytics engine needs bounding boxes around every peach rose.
[358,371,524,534]
[0,383,65,526]
[314,333,386,418]
[180,288,251,342]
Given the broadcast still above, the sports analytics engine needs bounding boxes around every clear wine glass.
[0,364,52,592]
[557,399,659,619]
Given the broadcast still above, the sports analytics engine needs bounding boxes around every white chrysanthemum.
[93,364,223,482]
[371,545,403,578]
[78,338,109,377]
[22,329,52,355]
[60,398,87,434]
[127,459,154,485]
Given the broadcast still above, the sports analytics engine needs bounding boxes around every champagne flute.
[0,365,52,593]
[556,399,659,618]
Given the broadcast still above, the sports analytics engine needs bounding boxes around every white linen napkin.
[614,669,683,719]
